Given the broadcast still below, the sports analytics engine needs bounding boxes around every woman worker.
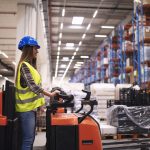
[15,36,59,150]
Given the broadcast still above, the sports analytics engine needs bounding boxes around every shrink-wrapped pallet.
[90,83,115,96]
[90,83,115,120]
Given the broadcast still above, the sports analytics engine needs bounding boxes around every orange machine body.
[50,112,102,150]
[0,92,7,126]
[79,116,103,150]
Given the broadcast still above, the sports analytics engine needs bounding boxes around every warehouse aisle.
[33,132,46,150]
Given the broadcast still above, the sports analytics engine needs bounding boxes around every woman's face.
[33,47,38,58]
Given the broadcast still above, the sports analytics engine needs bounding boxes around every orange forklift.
[46,90,103,150]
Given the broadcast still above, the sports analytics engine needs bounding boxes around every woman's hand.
[51,90,60,97]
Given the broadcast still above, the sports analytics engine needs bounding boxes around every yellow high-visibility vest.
[15,61,45,112]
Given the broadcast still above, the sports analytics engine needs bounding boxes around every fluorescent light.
[72,56,75,59]
[1,52,8,58]
[72,17,84,25]
[93,10,98,18]
[59,33,62,39]
[77,62,84,64]
[0,74,2,77]
[4,77,8,80]
[86,24,91,30]
[58,41,61,45]
[101,26,115,29]
[76,47,79,51]
[79,41,82,46]
[82,34,86,39]
[62,57,69,61]
[68,25,84,29]
[95,35,107,38]
[60,23,63,29]
[74,66,80,69]
[75,64,82,66]
[64,47,75,50]
[57,55,59,59]
[62,8,65,16]
[60,64,67,68]
[57,51,60,55]
[66,43,74,47]
[12,61,16,65]
[58,47,60,51]
[80,56,89,58]
[73,52,76,56]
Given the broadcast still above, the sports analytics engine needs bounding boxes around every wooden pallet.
[102,134,117,140]
[102,133,150,140]
[117,133,150,140]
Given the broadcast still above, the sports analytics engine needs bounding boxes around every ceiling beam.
[50,4,132,11]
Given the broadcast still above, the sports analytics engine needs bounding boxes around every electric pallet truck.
[46,90,103,150]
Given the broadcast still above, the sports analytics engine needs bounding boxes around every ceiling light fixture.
[74,66,80,69]
[95,35,107,38]
[60,23,63,29]
[4,77,8,80]
[58,41,61,45]
[82,34,86,39]
[75,64,82,66]
[80,56,89,58]
[59,33,62,39]
[12,61,16,65]
[64,47,75,50]
[93,10,98,18]
[86,24,91,30]
[79,41,82,46]
[75,47,79,52]
[1,52,8,58]
[73,52,76,56]
[101,26,115,29]
[72,56,75,59]
[57,51,60,55]
[62,57,69,61]
[62,8,65,16]
[0,74,2,77]
[66,43,74,47]
[58,47,60,51]
[68,25,84,29]
[72,17,84,25]
[60,64,67,68]
[77,62,84,64]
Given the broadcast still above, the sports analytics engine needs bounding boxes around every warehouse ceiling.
[47,0,133,79]
[0,0,133,81]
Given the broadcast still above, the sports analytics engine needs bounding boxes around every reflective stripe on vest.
[16,94,44,104]
[15,61,45,112]
[16,88,31,94]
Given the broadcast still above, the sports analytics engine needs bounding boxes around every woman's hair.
[15,45,37,83]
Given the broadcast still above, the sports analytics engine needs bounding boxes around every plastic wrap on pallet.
[107,105,150,133]
[90,83,115,96]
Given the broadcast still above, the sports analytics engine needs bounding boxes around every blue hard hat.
[18,36,40,50]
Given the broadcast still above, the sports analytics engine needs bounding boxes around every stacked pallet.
[90,83,115,120]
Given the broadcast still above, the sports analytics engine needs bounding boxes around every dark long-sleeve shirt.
[20,63,43,95]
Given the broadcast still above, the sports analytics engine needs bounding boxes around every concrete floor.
[33,132,46,150]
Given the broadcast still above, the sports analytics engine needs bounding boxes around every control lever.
[82,90,91,100]
[78,99,98,123]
